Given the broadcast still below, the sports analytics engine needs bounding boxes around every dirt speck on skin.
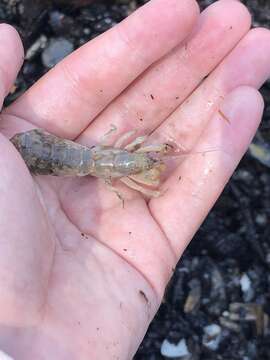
[139,290,149,304]
[81,232,89,239]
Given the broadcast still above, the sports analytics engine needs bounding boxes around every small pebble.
[249,141,270,168]
[83,27,91,35]
[240,273,254,302]
[49,10,75,35]
[260,173,270,185]
[202,324,222,351]
[240,273,251,293]
[42,38,74,68]
[160,338,190,358]
[233,169,253,184]
[255,213,268,226]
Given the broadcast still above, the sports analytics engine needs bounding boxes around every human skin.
[0,0,269,358]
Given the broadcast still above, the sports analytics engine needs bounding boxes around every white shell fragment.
[240,273,251,293]
[202,324,222,351]
[25,35,48,60]
[160,338,190,358]
[240,273,254,302]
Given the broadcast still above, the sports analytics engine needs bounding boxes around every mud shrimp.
[10,128,172,200]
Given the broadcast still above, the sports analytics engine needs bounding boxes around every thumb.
[0,24,24,109]
[0,25,55,326]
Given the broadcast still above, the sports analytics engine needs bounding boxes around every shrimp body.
[11,126,165,171]
[11,128,169,198]
[11,129,95,176]
[89,145,157,178]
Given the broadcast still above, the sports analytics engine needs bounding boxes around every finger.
[153,27,270,152]
[79,0,251,144]
[150,86,264,260]
[0,24,24,108]
[6,0,199,138]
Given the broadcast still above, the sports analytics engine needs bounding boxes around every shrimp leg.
[100,124,117,145]
[104,178,125,207]
[135,143,172,154]
[114,130,137,148]
[128,168,161,187]
[120,177,161,198]
[124,136,147,152]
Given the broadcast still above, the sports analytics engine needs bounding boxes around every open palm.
[0,0,269,359]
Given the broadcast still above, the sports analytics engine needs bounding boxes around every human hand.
[0,0,269,359]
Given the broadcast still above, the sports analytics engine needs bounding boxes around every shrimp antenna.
[162,146,226,159]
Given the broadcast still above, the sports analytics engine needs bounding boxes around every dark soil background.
[0,0,269,359]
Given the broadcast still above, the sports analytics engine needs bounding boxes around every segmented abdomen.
[10,129,93,176]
